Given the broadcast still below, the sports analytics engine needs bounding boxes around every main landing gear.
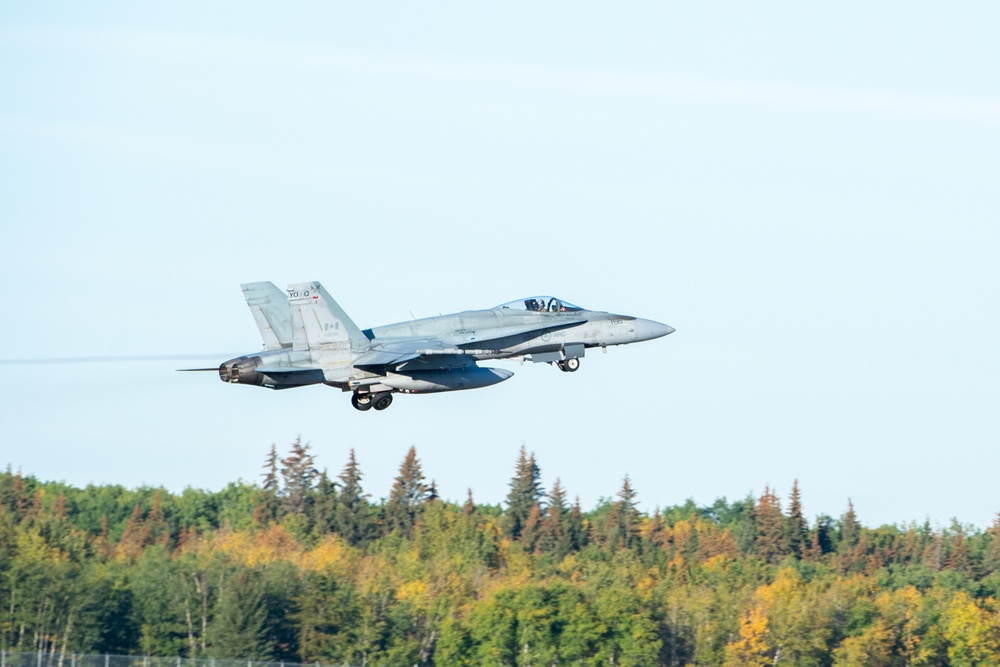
[557,357,580,373]
[352,392,393,412]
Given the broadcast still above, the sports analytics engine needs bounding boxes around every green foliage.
[3,446,1000,666]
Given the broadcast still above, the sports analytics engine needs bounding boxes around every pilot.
[536,298,547,312]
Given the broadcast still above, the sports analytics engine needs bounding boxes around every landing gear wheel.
[372,393,394,411]
[351,393,373,411]
[559,357,581,372]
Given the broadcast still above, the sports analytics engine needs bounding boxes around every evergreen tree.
[538,478,571,557]
[606,476,641,549]
[262,444,280,493]
[462,489,476,516]
[311,471,338,535]
[503,446,544,540]
[945,525,971,575]
[785,479,808,558]
[208,569,270,660]
[383,446,428,536]
[567,496,587,551]
[335,449,372,546]
[521,504,543,552]
[985,513,1000,572]
[754,485,787,563]
[840,499,860,549]
[280,438,318,516]
[257,444,282,523]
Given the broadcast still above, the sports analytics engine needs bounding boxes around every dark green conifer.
[209,569,270,660]
[538,478,571,557]
[255,444,282,524]
[785,479,809,558]
[839,499,860,549]
[606,476,641,549]
[335,449,372,546]
[383,446,427,536]
[280,437,318,516]
[567,496,587,551]
[503,446,544,540]
[311,470,338,535]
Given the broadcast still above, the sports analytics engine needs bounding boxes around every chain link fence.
[0,653,344,667]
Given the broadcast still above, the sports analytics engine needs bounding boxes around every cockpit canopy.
[495,296,584,313]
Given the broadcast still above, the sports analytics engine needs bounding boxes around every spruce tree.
[262,444,279,493]
[538,478,571,557]
[208,569,270,660]
[945,524,971,575]
[606,476,641,549]
[311,470,338,535]
[503,446,544,540]
[840,499,860,550]
[335,449,372,546]
[785,479,809,558]
[280,437,318,516]
[257,444,282,523]
[462,489,476,516]
[383,446,427,536]
[753,485,787,563]
[567,497,587,551]
[985,513,1000,572]
[521,504,543,552]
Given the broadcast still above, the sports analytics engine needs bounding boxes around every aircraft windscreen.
[496,297,584,313]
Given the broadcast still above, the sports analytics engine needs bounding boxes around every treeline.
[2,439,1000,666]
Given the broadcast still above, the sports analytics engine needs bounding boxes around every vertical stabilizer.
[286,281,367,381]
[241,282,292,350]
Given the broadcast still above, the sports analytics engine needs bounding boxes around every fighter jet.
[197,281,674,411]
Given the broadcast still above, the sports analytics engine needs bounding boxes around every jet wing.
[352,339,452,368]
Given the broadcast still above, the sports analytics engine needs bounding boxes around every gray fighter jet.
[202,281,673,411]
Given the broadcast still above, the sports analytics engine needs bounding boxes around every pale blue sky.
[2,3,998,528]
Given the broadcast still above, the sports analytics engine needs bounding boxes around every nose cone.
[634,319,675,341]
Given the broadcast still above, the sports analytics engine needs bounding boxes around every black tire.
[352,393,373,411]
[563,357,580,372]
[373,393,394,411]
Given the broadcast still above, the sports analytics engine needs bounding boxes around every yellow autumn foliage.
[724,606,771,667]
[299,535,350,574]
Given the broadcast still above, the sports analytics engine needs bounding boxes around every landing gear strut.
[558,357,581,372]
